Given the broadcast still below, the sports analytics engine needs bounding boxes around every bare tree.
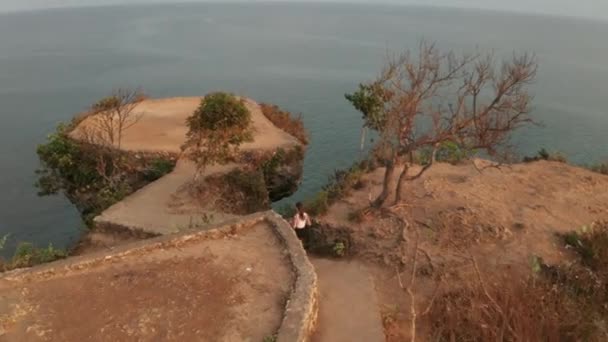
[347,41,537,207]
[90,88,145,148]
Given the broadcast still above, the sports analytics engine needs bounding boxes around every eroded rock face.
[242,145,306,203]
[266,155,305,202]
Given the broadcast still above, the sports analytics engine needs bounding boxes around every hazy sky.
[1,0,607,20]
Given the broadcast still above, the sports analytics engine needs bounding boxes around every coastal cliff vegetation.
[36,90,308,233]
[184,92,308,204]
[36,88,177,225]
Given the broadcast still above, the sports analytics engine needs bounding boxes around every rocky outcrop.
[260,146,306,202]
[46,96,308,242]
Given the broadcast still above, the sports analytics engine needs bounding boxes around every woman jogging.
[292,202,312,245]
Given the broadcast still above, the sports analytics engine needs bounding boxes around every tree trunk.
[359,126,367,159]
[394,164,410,204]
[372,159,395,208]
[394,145,439,205]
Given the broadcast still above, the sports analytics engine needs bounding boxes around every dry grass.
[196,169,270,215]
[259,103,308,145]
[424,222,608,341]
[426,273,597,342]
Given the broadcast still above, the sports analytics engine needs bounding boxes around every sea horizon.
[1,1,607,255]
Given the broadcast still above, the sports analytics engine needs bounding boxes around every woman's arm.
[291,215,297,229]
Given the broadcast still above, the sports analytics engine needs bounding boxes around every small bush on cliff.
[522,148,567,163]
[562,222,608,271]
[416,141,475,165]
[206,169,270,215]
[305,158,374,216]
[306,190,330,216]
[0,242,66,272]
[589,162,608,175]
[36,124,99,196]
[333,241,346,257]
[185,93,252,173]
[143,158,176,182]
[259,103,308,144]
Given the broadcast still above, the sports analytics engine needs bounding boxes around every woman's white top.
[293,213,311,229]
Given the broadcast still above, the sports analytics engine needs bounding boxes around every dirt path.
[311,258,385,342]
[94,159,240,235]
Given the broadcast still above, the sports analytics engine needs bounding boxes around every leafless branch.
[469,253,516,337]
[354,41,537,207]
[90,87,145,148]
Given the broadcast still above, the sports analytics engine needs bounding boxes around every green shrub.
[305,190,329,216]
[416,141,475,165]
[589,162,608,175]
[322,161,368,203]
[259,103,309,144]
[185,93,252,167]
[187,92,251,132]
[563,223,608,270]
[9,242,66,270]
[304,158,375,217]
[523,148,567,163]
[35,124,101,196]
[333,241,346,257]
[550,221,608,326]
[263,336,277,342]
[143,158,176,181]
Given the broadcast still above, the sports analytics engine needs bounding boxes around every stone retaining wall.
[267,212,319,342]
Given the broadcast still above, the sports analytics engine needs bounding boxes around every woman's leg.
[295,229,308,249]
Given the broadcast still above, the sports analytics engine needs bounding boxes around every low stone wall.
[1,211,319,342]
[267,212,319,342]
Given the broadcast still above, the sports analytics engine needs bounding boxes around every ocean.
[1,2,607,255]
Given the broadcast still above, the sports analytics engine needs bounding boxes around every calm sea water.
[1,3,608,255]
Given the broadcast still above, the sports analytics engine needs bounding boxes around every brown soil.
[70,97,300,154]
[317,159,608,341]
[0,222,293,342]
